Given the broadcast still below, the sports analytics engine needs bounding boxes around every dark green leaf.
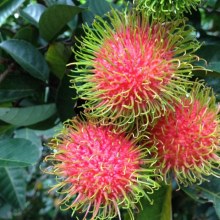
[14,26,38,44]
[135,184,172,220]
[0,73,41,103]
[82,0,118,24]
[14,128,42,148]
[34,122,62,138]
[205,0,218,7]
[56,74,76,122]
[201,10,220,32]
[45,0,74,6]
[183,176,220,218]
[0,103,57,126]
[0,27,14,41]
[197,43,220,73]
[0,0,25,25]
[0,39,49,81]
[0,203,12,219]
[0,167,26,209]
[20,3,46,27]
[45,42,71,79]
[194,71,220,101]
[0,124,14,137]
[28,113,59,130]
[0,138,41,167]
[39,5,83,42]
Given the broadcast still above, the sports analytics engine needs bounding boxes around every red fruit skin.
[150,97,220,185]
[45,119,159,219]
[93,27,174,114]
[56,123,140,202]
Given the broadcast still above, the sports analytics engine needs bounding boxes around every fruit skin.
[71,9,203,132]
[44,118,160,220]
[135,0,202,17]
[148,83,220,186]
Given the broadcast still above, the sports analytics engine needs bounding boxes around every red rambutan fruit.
[71,9,203,130]
[148,83,220,186]
[44,118,160,220]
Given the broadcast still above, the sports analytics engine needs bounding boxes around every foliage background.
[0,0,220,219]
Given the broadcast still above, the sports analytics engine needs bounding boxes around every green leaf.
[135,184,172,220]
[14,26,38,44]
[0,203,12,219]
[0,72,41,103]
[0,103,57,126]
[20,3,46,27]
[205,0,218,7]
[197,43,220,73]
[0,124,14,137]
[56,74,76,121]
[0,138,41,167]
[39,5,83,42]
[82,0,119,24]
[183,176,220,218]
[0,39,49,81]
[14,128,42,148]
[34,122,62,138]
[0,0,25,26]
[45,0,74,6]
[194,71,220,101]
[28,113,59,130]
[0,167,26,209]
[45,42,72,79]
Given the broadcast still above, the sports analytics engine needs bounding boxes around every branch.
[0,63,14,84]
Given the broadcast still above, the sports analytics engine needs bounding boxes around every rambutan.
[44,118,160,220]
[148,83,220,186]
[71,9,202,130]
[135,0,202,16]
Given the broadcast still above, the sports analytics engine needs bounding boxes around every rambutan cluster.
[44,1,220,219]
